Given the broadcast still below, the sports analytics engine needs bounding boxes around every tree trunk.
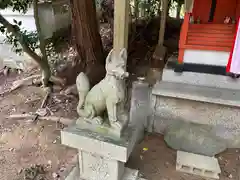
[33,0,51,86]
[70,0,104,66]
[0,13,51,86]
[70,0,105,86]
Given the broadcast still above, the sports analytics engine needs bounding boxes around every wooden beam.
[158,0,168,46]
[113,0,130,55]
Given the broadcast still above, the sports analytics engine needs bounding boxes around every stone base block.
[64,165,145,180]
[61,125,138,162]
[79,150,125,180]
[176,151,221,179]
[61,123,143,180]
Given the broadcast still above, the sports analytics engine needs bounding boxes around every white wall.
[183,49,230,66]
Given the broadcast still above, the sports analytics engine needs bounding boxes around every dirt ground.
[127,134,240,180]
[0,71,77,180]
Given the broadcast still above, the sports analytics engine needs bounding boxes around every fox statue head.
[105,48,129,79]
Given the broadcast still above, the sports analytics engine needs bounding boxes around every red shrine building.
[176,0,240,75]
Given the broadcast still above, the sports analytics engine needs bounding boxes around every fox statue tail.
[76,72,91,117]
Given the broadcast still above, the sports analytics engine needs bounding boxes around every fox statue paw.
[111,121,123,130]
[92,116,104,125]
[83,116,103,125]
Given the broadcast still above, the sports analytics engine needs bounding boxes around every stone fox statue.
[76,48,129,127]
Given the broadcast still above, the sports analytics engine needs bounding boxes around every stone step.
[152,81,240,108]
[150,81,240,139]
[162,68,240,90]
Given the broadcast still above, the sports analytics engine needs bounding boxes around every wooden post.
[113,0,130,56]
[185,0,194,13]
[151,0,168,68]
[158,0,168,46]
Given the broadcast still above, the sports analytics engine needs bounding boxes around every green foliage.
[0,17,39,55]
[95,0,102,8]
[0,0,39,55]
[4,29,39,54]
[0,0,68,57]
[0,0,33,13]
[140,0,160,18]
[133,0,185,19]
[168,0,184,11]
[174,0,184,5]
[133,0,160,20]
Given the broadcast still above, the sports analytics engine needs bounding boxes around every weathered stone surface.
[213,125,240,148]
[154,96,240,130]
[79,150,125,180]
[129,80,150,143]
[122,168,139,180]
[64,166,143,180]
[164,120,227,156]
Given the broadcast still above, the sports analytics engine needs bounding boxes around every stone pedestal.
[61,125,144,180]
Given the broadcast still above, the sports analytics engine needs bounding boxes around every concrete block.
[79,150,124,180]
[176,151,221,179]
[130,81,150,128]
[129,81,151,143]
[162,68,240,90]
[61,125,138,162]
[152,81,240,107]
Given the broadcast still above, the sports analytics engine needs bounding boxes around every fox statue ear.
[119,48,127,60]
[106,49,114,63]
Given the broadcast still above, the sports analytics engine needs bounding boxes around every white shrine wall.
[183,49,230,67]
